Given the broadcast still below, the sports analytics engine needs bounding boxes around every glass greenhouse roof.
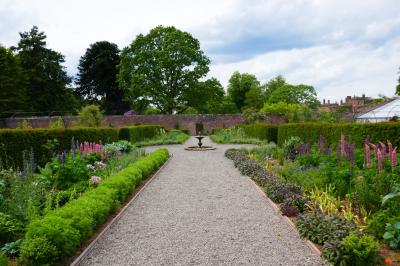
[357,98,400,122]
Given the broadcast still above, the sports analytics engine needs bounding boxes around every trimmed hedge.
[240,123,278,143]
[0,127,118,168]
[277,122,400,148]
[118,125,164,142]
[0,125,168,169]
[19,148,169,265]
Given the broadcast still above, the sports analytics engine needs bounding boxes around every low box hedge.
[19,148,169,265]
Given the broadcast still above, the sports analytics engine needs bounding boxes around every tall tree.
[264,75,286,100]
[227,71,260,111]
[268,83,320,109]
[183,78,225,113]
[15,26,76,113]
[118,26,210,114]
[244,85,265,110]
[76,41,129,114]
[0,45,28,114]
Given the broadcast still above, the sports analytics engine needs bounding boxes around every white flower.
[86,164,95,171]
[94,161,106,169]
[90,175,102,185]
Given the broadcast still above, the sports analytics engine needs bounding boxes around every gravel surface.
[80,137,325,266]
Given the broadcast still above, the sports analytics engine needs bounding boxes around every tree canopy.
[267,83,320,109]
[118,26,210,114]
[0,45,28,114]
[227,71,260,111]
[182,78,225,114]
[76,41,129,114]
[15,26,78,113]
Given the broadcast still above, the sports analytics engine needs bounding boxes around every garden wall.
[0,114,285,134]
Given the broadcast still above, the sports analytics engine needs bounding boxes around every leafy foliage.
[0,45,28,114]
[341,232,379,266]
[118,26,210,114]
[0,127,118,168]
[15,26,79,113]
[227,71,260,111]
[77,105,103,127]
[383,221,400,249]
[135,130,189,146]
[76,41,129,114]
[19,149,169,264]
[296,214,356,245]
[282,136,303,160]
[267,84,320,109]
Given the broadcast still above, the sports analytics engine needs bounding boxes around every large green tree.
[118,26,210,114]
[183,78,225,113]
[227,71,260,111]
[243,85,265,110]
[0,45,28,114]
[263,75,286,99]
[15,26,78,113]
[76,41,129,114]
[267,83,320,109]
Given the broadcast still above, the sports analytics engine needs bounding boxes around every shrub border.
[70,153,173,266]
[247,178,321,256]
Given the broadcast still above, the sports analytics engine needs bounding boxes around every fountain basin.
[185,146,216,151]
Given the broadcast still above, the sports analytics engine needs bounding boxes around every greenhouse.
[356,97,400,122]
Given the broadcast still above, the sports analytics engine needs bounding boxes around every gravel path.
[80,137,325,266]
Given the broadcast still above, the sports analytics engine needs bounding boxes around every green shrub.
[0,127,118,169]
[296,214,355,245]
[77,105,103,127]
[19,149,169,265]
[19,236,59,266]
[383,221,400,249]
[0,252,8,266]
[240,123,278,143]
[37,153,89,190]
[0,213,24,245]
[48,117,64,129]
[282,136,302,160]
[341,232,379,266]
[277,122,400,148]
[118,125,164,143]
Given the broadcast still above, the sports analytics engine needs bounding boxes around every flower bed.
[226,133,400,265]
[19,148,169,265]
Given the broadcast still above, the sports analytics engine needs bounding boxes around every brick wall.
[0,114,285,134]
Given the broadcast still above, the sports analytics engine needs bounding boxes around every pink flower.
[370,144,379,159]
[380,142,387,160]
[377,150,383,174]
[391,148,397,169]
[388,141,393,160]
[365,144,371,168]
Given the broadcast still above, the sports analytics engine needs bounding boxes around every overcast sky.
[1,0,399,102]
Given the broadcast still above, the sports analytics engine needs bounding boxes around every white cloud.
[209,37,400,102]
[0,0,399,100]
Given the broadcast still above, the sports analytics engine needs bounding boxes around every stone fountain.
[185,133,216,151]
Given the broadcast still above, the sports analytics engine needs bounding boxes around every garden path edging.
[70,154,173,266]
[247,178,322,257]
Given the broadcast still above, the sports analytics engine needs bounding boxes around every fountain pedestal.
[185,135,216,151]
